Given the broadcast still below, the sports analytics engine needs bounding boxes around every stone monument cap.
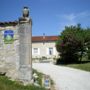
[23,7,29,18]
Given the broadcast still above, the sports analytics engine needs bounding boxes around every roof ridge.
[32,36,58,42]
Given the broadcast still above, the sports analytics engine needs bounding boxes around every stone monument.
[18,7,32,84]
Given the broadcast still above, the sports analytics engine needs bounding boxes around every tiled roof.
[0,21,18,26]
[32,36,58,42]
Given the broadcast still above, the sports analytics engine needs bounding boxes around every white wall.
[32,41,58,59]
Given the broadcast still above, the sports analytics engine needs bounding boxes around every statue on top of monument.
[19,7,30,23]
[23,7,29,18]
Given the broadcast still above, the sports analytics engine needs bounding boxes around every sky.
[0,0,90,36]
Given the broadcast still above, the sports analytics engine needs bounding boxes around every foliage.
[56,24,90,64]
[0,76,46,90]
[33,69,43,85]
[33,69,54,89]
[86,41,90,59]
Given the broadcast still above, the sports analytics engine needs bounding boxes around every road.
[33,63,90,90]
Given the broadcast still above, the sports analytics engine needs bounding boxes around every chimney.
[43,33,45,44]
[43,33,45,39]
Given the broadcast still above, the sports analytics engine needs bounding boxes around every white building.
[32,36,58,59]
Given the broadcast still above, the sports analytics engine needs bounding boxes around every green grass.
[33,69,43,85]
[33,69,54,85]
[66,62,90,72]
[0,69,53,90]
[33,69,54,87]
[0,76,46,90]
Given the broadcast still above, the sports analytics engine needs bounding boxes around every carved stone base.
[18,65,32,85]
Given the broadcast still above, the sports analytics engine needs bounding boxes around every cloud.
[77,12,90,17]
[57,11,90,31]
[62,11,90,21]
[63,13,76,21]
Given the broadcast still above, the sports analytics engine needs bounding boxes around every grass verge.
[0,76,46,90]
[33,69,43,85]
[33,69,55,90]
[66,62,90,72]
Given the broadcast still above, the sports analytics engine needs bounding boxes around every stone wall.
[0,26,19,80]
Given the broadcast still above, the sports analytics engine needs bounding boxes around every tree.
[56,24,90,64]
[84,28,90,59]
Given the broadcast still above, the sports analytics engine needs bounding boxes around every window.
[33,48,38,54]
[33,48,40,55]
[49,48,53,55]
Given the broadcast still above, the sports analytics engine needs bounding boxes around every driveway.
[33,63,90,90]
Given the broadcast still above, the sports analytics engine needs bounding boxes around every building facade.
[32,36,58,59]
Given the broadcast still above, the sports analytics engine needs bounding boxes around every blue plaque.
[4,30,14,44]
[44,79,49,87]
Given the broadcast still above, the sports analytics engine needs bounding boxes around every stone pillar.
[18,7,32,84]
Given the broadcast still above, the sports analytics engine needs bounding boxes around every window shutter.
[32,48,34,55]
[46,48,49,55]
[38,48,40,55]
[53,47,56,55]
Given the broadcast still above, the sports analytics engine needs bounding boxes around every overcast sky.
[0,0,90,36]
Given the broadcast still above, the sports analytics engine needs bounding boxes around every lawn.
[0,76,46,90]
[66,62,90,72]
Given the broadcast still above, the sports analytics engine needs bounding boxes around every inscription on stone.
[19,65,32,81]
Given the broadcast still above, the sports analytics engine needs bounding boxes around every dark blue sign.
[4,30,14,38]
[4,30,14,44]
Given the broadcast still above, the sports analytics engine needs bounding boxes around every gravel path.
[33,63,90,90]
